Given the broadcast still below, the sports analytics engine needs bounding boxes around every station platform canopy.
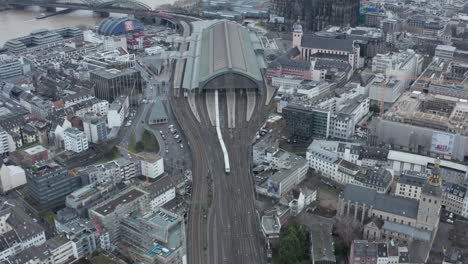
[182,20,264,92]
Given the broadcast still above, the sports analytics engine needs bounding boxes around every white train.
[214,90,230,173]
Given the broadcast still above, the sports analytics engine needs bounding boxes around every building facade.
[63,128,89,153]
[91,68,142,104]
[26,162,81,208]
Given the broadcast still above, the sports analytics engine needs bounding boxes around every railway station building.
[180,20,266,94]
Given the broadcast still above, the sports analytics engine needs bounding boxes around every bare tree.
[335,216,363,245]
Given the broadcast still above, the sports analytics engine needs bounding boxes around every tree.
[334,216,363,246]
[129,135,137,153]
[135,141,145,152]
[279,220,310,264]
[141,129,159,153]
[370,104,380,113]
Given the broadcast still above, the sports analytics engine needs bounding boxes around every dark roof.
[268,55,311,70]
[422,182,442,198]
[342,184,419,219]
[315,59,352,71]
[354,167,393,188]
[398,171,427,187]
[93,188,146,216]
[301,35,355,51]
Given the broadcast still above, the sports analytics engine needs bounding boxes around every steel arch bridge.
[12,0,152,11]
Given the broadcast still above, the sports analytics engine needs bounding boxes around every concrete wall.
[376,119,468,162]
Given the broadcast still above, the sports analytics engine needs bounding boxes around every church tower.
[416,157,443,232]
[292,20,303,49]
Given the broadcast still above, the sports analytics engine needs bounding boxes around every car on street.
[180,144,184,148]
[159,130,163,134]
[166,149,169,153]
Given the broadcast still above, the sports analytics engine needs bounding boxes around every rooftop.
[301,35,355,52]
[383,221,432,241]
[342,184,419,219]
[261,215,281,234]
[183,20,264,91]
[93,187,147,216]
[310,215,336,263]
[23,145,48,155]
[398,171,427,187]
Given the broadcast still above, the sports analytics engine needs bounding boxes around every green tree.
[279,220,310,264]
[135,141,145,152]
[129,135,137,152]
[141,129,159,153]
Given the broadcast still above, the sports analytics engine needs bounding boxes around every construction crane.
[115,145,151,186]
[360,71,467,117]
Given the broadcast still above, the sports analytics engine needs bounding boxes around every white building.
[272,76,304,90]
[369,49,424,107]
[0,205,46,261]
[0,164,26,193]
[0,128,15,155]
[107,96,129,128]
[63,128,88,153]
[395,170,426,200]
[45,236,75,264]
[140,155,164,180]
[147,175,178,212]
[442,183,467,217]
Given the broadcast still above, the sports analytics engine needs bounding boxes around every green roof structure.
[183,20,264,92]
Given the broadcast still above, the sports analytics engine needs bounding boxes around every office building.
[255,151,308,198]
[91,68,142,103]
[88,187,150,243]
[0,55,24,80]
[26,161,81,208]
[282,104,330,140]
[369,50,423,108]
[63,128,89,153]
[107,95,129,128]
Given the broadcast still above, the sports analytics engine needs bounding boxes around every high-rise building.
[63,128,89,153]
[26,161,81,208]
[90,68,142,104]
[82,113,107,144]
[270,0,360,32]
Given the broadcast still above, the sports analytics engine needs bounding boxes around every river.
[0,0,179,46]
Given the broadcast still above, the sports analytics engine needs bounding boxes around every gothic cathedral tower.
[416,158,443,232]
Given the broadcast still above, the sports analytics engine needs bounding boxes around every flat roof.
[23,145,47,155]
[388,150,468,172]
[93,188,146,216]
